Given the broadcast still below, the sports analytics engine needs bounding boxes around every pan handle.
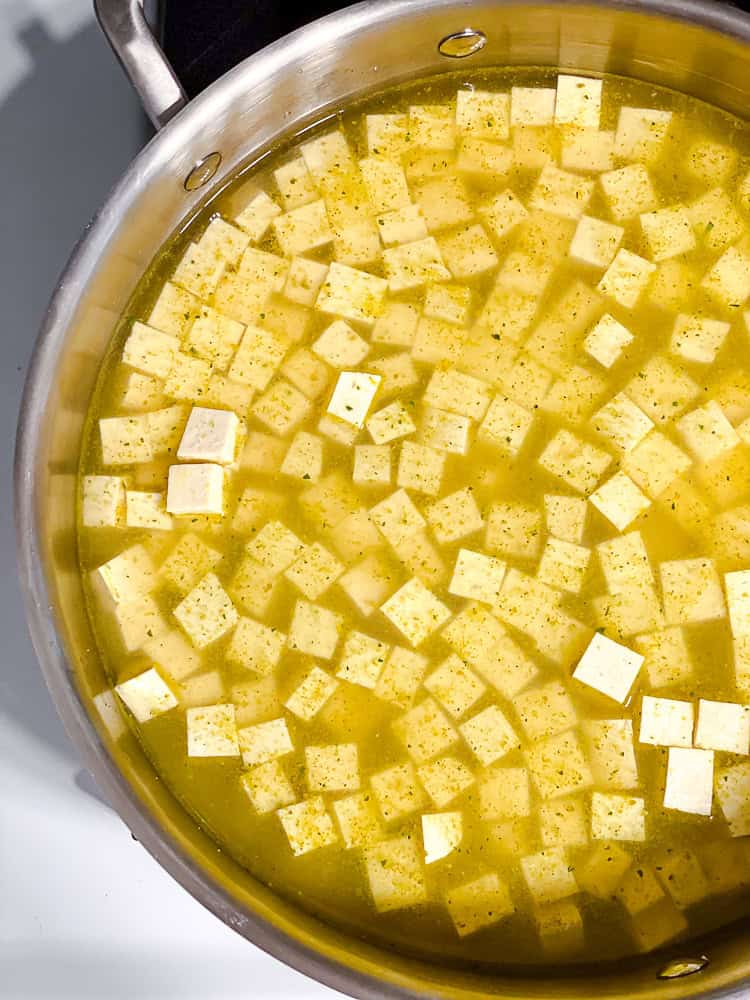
[94,0,188,130]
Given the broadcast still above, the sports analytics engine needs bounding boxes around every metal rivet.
[657,956,710,980]
[438,29,487,58]
[184,152,222,192]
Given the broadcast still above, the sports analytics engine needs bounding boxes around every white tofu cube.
[614,106,672,162]
[313,320,369,369]
[686,137,738,184]
[82,475,125,528]
[530,163,594,220]
[526,730,593,800]
[353,444,391,485]
[622,431,692,498]
[535,900,584,957]
[241,760,296,815]
[364,835,426,911]
[591,792,646,841]
[576,841,632,899]
[359,155,410,213]
[382,237,451,292]
[639,696,694,748]
[537,538,590,594]
[521,847,578,904]
[99,414,154,466]
[716,761,750,835]
[660,558,726,625]
[456,88,510,140]
[418,756,474,809]
[591,394,653,453]
[625,355,700,424]
[239,717,293,766]
[543,495,587,544]
[366,402,416,445]
[369,488,425,547]
[478,188,529,242]
[186,704,240,757]
[555,74,601,127]
[589,471,651,531]
[147,282,200,338]
[486,501,543,560]
[448,549,506,604]
[281,432,324,483]
[247,520,305,575]
[634,626,692,690]
[316,262,387,325]
[421,407,471,455]
[166,463,224,516]
[424,654,485,720]
[396,441,446,497]
[569,215,624,270]
[516,680,578,741]
[670,313,730,365]
[392,697,458,764]
[305,743,359,792]
[597,249,655,308]
[702,245,750,309]
[664,747,714,816]
[234,189,283,239]
[425,488,483,545]
[327,371,381,428]
[115,667,177,723]
[288,600,343,659]
[560,128,615,174]
[478,767,531,820]
[422,811,463,864]
[511,86,556,125]
[177,407,239,465]
[640,205,696,261]
[95,544,156,605]
[572,632,644,704]
[283,257,329,308]
[337,630,389,689]
[333,792,384,849]
[445,873,515,937]
[478,395,535,456]
[374,646,427,709]
[226,616,285,675]
[459,704,520,767]
[371,760,427,822]
[695,699,749,755]
[284,665,338,722]
[278,797,338,856]
[538,429,613,494]
[584,719,639,789]
[677,400,740,462]
[599,164,659,222]
[423,368,491,421]
[438,224,499,279]
[376,204,429,247]
[173,573,238,649]
[583,314,633,369]
[596,534,653,596]
[122,321,180,379]
[372,301,420,347]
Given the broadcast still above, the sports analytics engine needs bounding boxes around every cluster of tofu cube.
[80,70,750,957]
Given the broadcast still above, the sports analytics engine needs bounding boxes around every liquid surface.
[78,68,750,967]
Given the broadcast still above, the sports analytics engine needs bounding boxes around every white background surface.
[0,3,338,996]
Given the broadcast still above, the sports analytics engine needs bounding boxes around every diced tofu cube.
[538,429,613,494]
[584,719,639,790]
[423,369,491,421]
[99,414,154,466]
[652,847,710,908]
[537,538,590,594]
[229,556,279,619]
[316,262,387,325]
[280,431,324,483]
[370,488,425,547]
[422,811,463,864]
[456,88,510,140]
[247,520,305,575]
[640,205,696,261]
[273,199,333,255]
[336,630,389,689]
[560,128,615,174]
[288,600,343,659]
[425,488,483,545]
[597,249,655,308]
[599,164,659,221]
[542,365,608,425]
[252,379,312,436]
[516,680,578,741]
[305,743,359,792]
[664,747,714,816]
[186,704,239,757]
[589,471,651,531]
[442,604,539,697]
[414,175,473,232]
[283,257,329,308]
[372,301,420,347]
[670,313,730,365]
[634,627,692,690]
[111,594,168,654]
[569,215,624,269]
[285,542,343,601]
[327,371,381,428]
[411,316,467,366]
[459,704,520,767]
[396,441,445,497]
[337,552,398,617]
[424,283,471,327]
[83,475,125,528]
[486,501,543,560]
[313,320,369,369]
[591,792,645,842]
[173,572,238,649]
[572,632,644,704]
[382,237,451,291]
[122,322,180,380]
[333,792,385,849]
[591,393,653,453]
[727,570,750,639]
[639,696,693,748]
[278,797,338,856]
[273,157,318,209]
[617,863,664,915]
[521,847,578,903]
[660,557,726,625]
[147,282,200,338]
[478,395,535,456]
[555,74,601,127]
[365,835,426,911]
[530,164,594,219]
[445,872,515,937]
[677,400,740,462]
[596,532,654,595]
[576,842,632,899]
[686,137,738,184]
[614,106,672,162]
[511,86,555,125]
[241,760,296,814]
[179,670,224,709]
[421,407,471,455]
[176,407,239,465]
[225,616,285,676]
[478,767,531,820]
[371,760,427,822]
[374,646,427,709]
[583,313,633,369]
[716,761,750,835]
[366,402,416,445]
[622,431,692,497]
[478,188,529,242]
[694,698,749,754]
[544,495,587,544]
[592,586,665,640]
[115,667,177,723]
[448,549,506,604]
[353,444,392,485]
[417,756,475,809]
[535,900,584,956]
[234,189,283,239]
[95,544,156,604]
[392,696,458,764]
[702,245,750,309]
[438,224,499,279]
[284,665,338,722]
[424,654,485,720]
[172,240,226,299]
[688,186,744,254]
[239,717,293,766]
[376,204,429,246]
[409,103,455,149]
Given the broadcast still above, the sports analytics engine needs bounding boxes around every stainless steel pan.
[15,1,750,996]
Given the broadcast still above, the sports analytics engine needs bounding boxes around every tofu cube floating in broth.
[79,67,750,960]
